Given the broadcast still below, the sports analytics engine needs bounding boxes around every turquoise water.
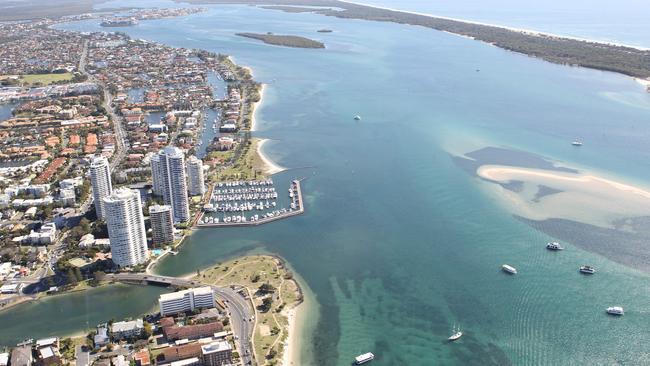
[23,4,650,365]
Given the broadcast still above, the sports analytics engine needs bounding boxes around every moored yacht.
[354,115,362,120]
[579,265,596,274]
[448,325,463,341]
[607,306,624,315]
[501,264,517,274]
[355,353,374,364]
[572,140,583,146]
[546,242,564,251]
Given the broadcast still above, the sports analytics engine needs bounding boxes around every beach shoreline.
[250,83,266,132]
[257,138,286,175]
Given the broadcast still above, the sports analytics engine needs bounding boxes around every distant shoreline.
[176,0,650,81]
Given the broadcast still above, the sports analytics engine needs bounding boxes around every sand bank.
[477,164,650,227]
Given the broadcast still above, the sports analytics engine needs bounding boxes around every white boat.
[448,325,463,341]
[354,352,374,364]
[572,140,583,146]
[579,265,596,274]
[354,115,361,120]
[546,242,564,251]
[607,306,624,315]
[502,264,517,274]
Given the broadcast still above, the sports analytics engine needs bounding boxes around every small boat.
[572,140,583,146]
[606,306,624,315]
[579,265,596,274]
[546,242,564,251]
[354,115,361,121]
[354,352,374,365]
[502,264,517,274]
[448,325,463,341]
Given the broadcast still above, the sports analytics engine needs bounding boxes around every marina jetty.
[196,179,305,228]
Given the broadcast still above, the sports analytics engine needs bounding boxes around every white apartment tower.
[158,287,216,316]
[187,156,206,196]
[150,154,164,196]
[155,146,190,223]
[89,155,113,219]
[103,188,148,267]
[150,204,174,247]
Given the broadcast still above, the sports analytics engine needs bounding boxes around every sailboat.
[448,325,463,341]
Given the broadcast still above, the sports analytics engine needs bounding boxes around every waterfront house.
[111,319,144,340]
[10,346,32,366]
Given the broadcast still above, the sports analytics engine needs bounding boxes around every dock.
[196,179,305,228]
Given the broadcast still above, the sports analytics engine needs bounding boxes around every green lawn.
[20,72,74,86]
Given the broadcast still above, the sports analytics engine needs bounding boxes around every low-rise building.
[10,346,32,366]
[161,343,202,363]
[163,322,223,342]
[111,319,144,340]
[201,341,232,366]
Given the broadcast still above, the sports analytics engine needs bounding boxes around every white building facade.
[158,287,216,316]
[89,156,113,219]
[155,146,190,223]
[103,188,148,267]
[186,156,205,196]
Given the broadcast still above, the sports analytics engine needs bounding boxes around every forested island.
[236,32,325,48]
[180,0,650,79]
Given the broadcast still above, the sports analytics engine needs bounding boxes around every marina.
[197,179,305,227]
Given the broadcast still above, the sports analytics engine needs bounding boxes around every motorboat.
[546,242,564,251]
[607,306,624,315]
[502,264,517,274]
[579,266,596,274]
[572,140,583,146]
[354,115,362,121]
[355,353,374,364]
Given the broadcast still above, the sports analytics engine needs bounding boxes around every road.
[78,40,128,213]
[106,273,255,365]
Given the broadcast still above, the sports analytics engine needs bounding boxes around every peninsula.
[236,32,325,48]
[181,0,650,80]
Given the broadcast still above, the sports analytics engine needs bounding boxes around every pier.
[196,179,305,228]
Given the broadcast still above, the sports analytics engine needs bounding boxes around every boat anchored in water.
[354,115,361,121]
[448,325,463,342]
[607,306,624,315]
[546,242,564,251]
[354,352,374,364]
[572,140,583,146]
[579,265,596,274]
[502,264,517,274]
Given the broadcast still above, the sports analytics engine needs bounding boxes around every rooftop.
[159,287,213,302]
[201,341,231,354]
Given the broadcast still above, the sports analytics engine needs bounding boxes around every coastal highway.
[106,273,255,365]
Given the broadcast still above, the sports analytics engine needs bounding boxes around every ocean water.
[356,0,650,48]
[15,4,650,365]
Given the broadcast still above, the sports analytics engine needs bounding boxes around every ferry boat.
[546,242,564,251]
[572,140,583,146]
[606,306,624,315]
[354,115,362,121]
[448,325,463,341]
[354,353,374,364]
[501,264,517,274]
[579,265,596,274]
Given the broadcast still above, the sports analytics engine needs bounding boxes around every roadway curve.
[106,273,255,365]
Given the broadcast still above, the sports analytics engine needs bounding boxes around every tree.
[143,321,153,338]
[258,283,275,294]
[251,273,261,283]
[74,267,83,282]
[67,268,78,285]
[260,297,273,312]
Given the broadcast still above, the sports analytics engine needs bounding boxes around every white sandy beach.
[477,164,650,227]
[257,138,286,175]
[250,83,266,132]
[282,305,300,366]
